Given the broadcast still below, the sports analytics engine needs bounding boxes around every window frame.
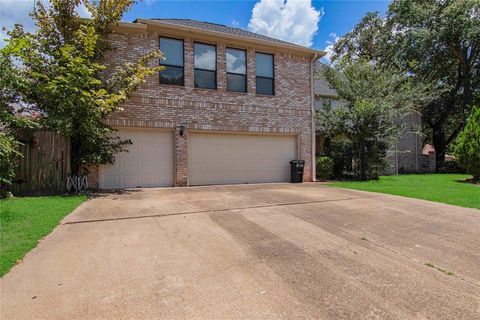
[255,52,275,96]
[194,41,217,90]
[159,36,185,86]
[226,47,247,93]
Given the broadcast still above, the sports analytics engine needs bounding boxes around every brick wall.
[91,30,314,188]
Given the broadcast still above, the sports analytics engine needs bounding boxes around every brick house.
[89,19,324,189]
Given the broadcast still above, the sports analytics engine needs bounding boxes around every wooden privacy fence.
[12,131,70,195]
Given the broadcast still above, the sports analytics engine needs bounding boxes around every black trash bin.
[289,160,305,183]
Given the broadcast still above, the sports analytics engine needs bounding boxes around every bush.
[454,105,480,181]
[324,140,354,179]
[0,133,21,197]
[316,156,334,181]
[436,159,465,174]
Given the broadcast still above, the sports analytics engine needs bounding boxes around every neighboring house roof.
[315,79,339,99]
[422,144,435,155]
[314,61,339,99]
[119,18,325,57]
[422,144,455,161]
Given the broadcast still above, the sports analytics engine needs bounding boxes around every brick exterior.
[90,27,315,188]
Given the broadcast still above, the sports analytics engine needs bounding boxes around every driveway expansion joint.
[63,195,384,225]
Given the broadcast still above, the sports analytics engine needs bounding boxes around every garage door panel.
[188,133,296,186]
[122,159,139,174]
[139,159,157,173]
[100,128,174,189]
[101,176,121,189]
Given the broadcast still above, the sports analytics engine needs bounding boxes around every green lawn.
[329,174,480,209]
[0,195,86,277]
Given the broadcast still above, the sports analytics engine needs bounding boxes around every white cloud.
[231,19,240,27]
[247,0,322,47]
[322,32,340,63]
[226,51,246,74]
[194,49,216,70]
[0,0,91,47]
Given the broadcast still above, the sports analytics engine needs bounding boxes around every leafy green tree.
[0,40,38,192]
[0,133,21,192]
[454,106,480,182]
[2,0,163,175]
[333,0,480,170]
[317,61,433,180]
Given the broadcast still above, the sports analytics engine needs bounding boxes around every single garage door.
[100,128,174,189]
[188,132,297,185]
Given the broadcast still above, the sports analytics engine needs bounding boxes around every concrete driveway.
[2,183,480,319]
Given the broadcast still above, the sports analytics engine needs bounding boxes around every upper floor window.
[159,37,184,86]
[194,43,216,89]
[255,52,274,95]
[226,48,247,93]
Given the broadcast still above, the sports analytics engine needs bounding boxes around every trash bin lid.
[290,160,304,165]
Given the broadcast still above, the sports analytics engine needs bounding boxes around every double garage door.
[188,133,296,185]
[100,128,297,189]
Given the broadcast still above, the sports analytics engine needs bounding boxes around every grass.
[329,174,480,209]
[424,262,455,276]
[0,195,86,277]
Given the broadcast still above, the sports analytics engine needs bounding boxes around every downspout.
[310,53,319,181]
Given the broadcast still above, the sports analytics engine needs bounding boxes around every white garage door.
[100,128,174,189]
[188,132,297,186]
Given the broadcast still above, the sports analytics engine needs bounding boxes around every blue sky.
[1,0,390,58]
[122,0,390,51]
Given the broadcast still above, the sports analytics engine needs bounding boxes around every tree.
[2,0,164,176]
[454,106,480,182]
[0,39,38,193]
[317,60,432,180]
[332,0,480,170]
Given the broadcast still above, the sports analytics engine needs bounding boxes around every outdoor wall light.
[179,125,186,137]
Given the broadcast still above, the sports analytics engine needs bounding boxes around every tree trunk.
[358,143,368,180]
[70,137,81,175]
[432,125,446,171]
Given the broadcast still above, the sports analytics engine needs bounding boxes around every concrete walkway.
[1,183,479,319]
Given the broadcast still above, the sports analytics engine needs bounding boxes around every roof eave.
[119,19,325,57]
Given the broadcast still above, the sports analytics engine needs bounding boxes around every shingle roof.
[143,18,303,48]
[314,62,339,98]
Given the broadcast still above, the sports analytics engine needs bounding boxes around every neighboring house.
[383,111,436,175]
[89,19,324,189]
[314,62,435,175]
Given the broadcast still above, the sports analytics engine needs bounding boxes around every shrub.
[324,139,354,179]
[316,156,334,181]
[436,159,465,174]
[454,106,480,181]
[0,133,21,197]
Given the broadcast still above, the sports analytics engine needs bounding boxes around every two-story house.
[89,19,324,189]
